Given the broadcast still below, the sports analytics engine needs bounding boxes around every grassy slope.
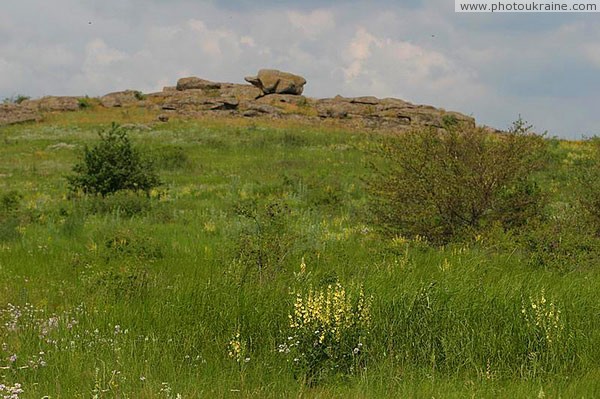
[0,108,599,398]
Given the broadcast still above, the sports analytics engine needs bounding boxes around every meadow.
[1,107,600,398]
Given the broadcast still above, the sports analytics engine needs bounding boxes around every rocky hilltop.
[0,69,475,130]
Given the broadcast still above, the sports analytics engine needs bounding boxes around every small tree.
[368,119,547,244]
[68,123,160,196]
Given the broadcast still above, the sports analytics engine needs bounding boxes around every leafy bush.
[368,119,546,244]
[77,97,92,109]
[279,282,372,384]
[68,123,160,196]
[133,90,146,101]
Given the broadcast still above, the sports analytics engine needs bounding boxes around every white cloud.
[287,9,335,39]
[343,27,381,80]
[85,39,127,67]
[341,26,485,108]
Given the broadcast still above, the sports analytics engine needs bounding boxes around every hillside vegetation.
[1,108,600,398]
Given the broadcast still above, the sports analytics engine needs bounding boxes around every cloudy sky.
[1,0,598,138]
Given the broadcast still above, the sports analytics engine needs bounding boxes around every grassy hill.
[1,108,599,398]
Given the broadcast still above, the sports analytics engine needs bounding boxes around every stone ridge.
[0,71,475,130]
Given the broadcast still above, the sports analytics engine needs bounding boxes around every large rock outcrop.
[314,96,474,129]
[245,69,306,96]
[0,70,477,131]
[21,96,80,112]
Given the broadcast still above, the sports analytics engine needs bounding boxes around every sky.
[1,0,598,138]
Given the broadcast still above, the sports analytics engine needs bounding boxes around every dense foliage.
[368,120,546,243]
[68,123,160,196]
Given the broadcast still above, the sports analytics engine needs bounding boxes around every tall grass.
[0,113,599,397]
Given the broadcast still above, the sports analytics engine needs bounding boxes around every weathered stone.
[176,77,222,91]
[21,96,80,112]
[350,96,379,105]
[255,94,310,106]
[316,97,376,118]
[244,69,306,96]
[313,95,475,129]
[100,90,143,108]
[241,102,282,117]
[161,90,239,111]
[218,84,262,101]
[158,114,169,122]
[0,104,41,126]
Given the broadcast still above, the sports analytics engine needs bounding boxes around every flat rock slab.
[0,104,41,126]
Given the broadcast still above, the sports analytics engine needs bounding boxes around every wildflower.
[281,281,372,380]
[227,328,248,364]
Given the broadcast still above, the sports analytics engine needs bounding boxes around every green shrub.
[77,97,92,109]
[368,119,547,244]
[67,123,160,196]
[133,90,146,101]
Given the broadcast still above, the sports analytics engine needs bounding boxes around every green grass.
[0,110,599,397]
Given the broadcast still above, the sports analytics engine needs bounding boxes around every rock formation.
[0,69,476,131]
[245,69,306,96]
